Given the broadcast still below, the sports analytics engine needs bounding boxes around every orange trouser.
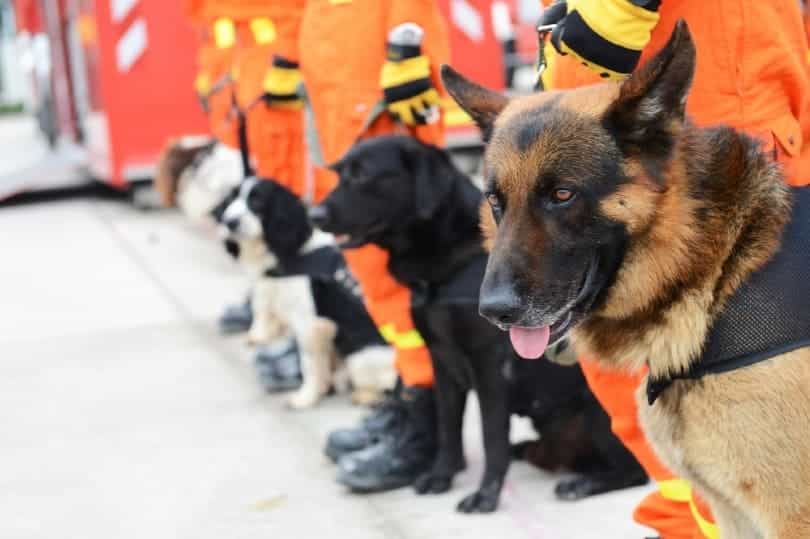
[230,21,307,191]
[547,1,810,537]
[298,0,451,387]
[188,0,307,184]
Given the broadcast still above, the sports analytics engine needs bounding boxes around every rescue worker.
[187,1,239,150]
[228,1,312,390]
[538,1,810,537]
[260,0,451,492]
[186,1,311,363]
[186,1,253,334]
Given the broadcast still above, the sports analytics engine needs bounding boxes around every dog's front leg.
[413,350,467,496]
[286,318,337,410]
[457,357,510,514]
[247,277,286,345]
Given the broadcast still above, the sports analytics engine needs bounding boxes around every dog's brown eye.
[552,188,575,204]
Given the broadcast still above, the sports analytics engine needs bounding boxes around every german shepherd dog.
[311,136,647,513]
[443,21,810,537]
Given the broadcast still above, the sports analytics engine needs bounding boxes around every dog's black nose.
[308,205,331,228]
[479,289,523,326]
[224,218,239,232]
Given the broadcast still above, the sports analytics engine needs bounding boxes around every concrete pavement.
[0,194,654,539]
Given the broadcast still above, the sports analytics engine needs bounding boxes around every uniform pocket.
[771,113,802,160]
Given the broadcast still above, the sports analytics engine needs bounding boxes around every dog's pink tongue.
[509,326,551,360]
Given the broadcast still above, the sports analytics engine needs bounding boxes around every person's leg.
[327,245,437,491]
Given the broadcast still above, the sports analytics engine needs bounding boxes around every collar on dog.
[647,187,810,405]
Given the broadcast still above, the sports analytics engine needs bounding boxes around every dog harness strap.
[647,187,810,405]
[236,108,254,178]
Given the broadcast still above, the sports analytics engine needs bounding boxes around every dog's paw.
[286,389,320,410]
[413,472,453,495]
[350,388,383,406]
[456,490,499,513]
[554,472,648,501]
[246,330,266,346]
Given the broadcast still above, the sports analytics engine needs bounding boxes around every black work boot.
[336,385,437,493]
[254,337,302,392]
[218,295,253,334]
[324,380,405,462]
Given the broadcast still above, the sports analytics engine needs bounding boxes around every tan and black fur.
[443,21,810,538]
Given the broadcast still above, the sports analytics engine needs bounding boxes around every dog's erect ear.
[604,20,695,153]
[441,65,508,140]
[404,140,456,221]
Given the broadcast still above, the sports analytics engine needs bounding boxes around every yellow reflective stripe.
[574,0,660,52]
[330,0,353,4]
[380,55,432,89]
[263,66,302,97]
[689,497,720,539]
[213,17,236,49]
[250,18,276,45]
[658,479,691,503]
[194,73,211,95]
[379,324,426,350]
[657,479,718,539]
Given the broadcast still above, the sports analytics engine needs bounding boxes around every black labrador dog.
[310,135,646,512]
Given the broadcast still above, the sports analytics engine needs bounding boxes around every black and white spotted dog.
[218,177,395,408]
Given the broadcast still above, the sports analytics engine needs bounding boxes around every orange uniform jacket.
[547,1,810,538]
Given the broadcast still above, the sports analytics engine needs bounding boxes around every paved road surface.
[0,194,654,539]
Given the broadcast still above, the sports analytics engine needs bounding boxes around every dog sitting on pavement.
[444,21,810,537]
[219,177,396,408]
[310,135,647,512]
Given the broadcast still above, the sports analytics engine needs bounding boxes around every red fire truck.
[12,0,207,195]
[11,0,540,196]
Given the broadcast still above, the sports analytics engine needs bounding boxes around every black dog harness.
[647,187,810,404]
[268,245,384,356]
